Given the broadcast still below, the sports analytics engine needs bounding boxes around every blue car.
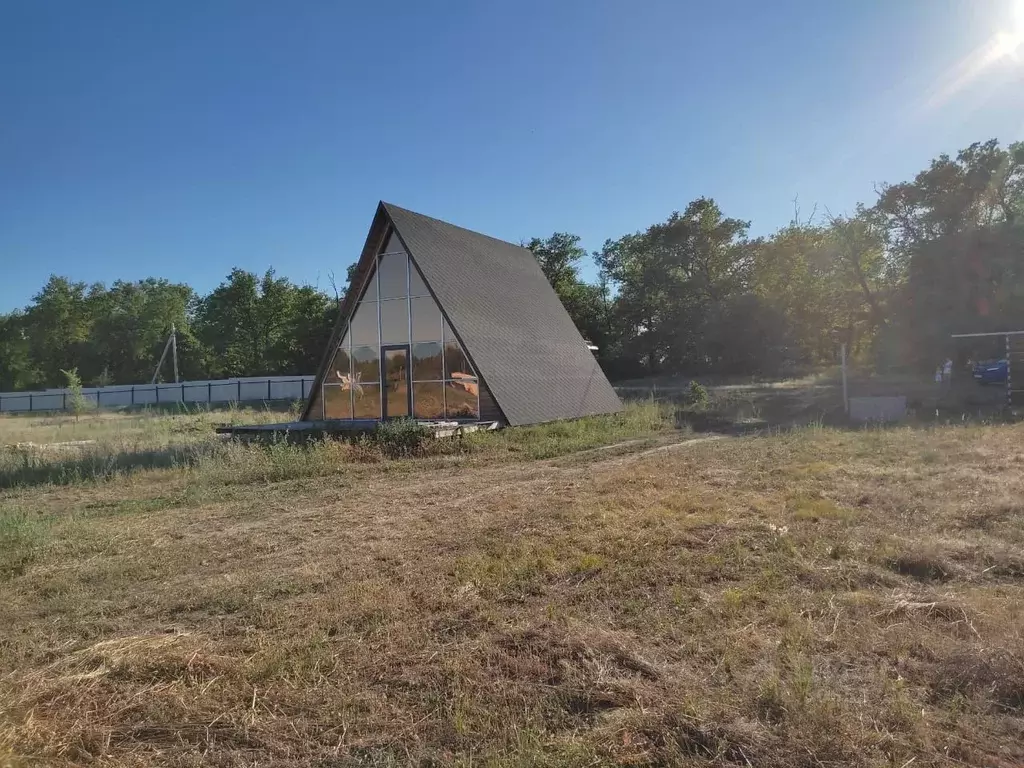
[973,359,1008,384]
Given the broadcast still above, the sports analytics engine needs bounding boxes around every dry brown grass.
[2,420,1024,766]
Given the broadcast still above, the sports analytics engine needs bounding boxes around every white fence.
[0,376,315,414]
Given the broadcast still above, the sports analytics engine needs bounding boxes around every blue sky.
[1,0,1022,312]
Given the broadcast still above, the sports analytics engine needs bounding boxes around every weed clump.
[368,419,431,459]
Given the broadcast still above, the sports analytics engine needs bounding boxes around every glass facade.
[314,227,480,421]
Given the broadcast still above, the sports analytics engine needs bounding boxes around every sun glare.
[993,30,1022,60]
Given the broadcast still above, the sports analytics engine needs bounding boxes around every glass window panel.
[411,296,443,342]
[380,299,409,344]
[340,331,351,349]
[352,383,381,419]
[349,300,378,346]
[444,341,477,380]
[410,262,429,296]
[412,342,443,381]
[323,384,353,419]
[381,230,406,255]
[383,347,410,387]
[445,380,479,420]
[325,346,352,386]
[360,268,378,302]
[443,318,455,342]
[352,345,380,383]
[383,348,410,418]
[413,382,444,419]
[377,252,408,299]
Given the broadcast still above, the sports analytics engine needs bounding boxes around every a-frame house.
[301,202,621,426]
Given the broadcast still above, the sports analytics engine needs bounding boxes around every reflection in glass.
[444,342,476,380]
[377,252,408,299]
[352,345,381,383]
[383,347,409,385]
[412,342,443,381]
[410,262,429,296]
[353,384,381,419]
[326,346,352,385]
[349,300,378,346]
[445,380,479,419]
[323,384,353,419]
[413,382,444,419]
[360,268,378,303]
[411,296,442,342]
[382,230,406,255]
[443,318,455,342]
[380,299,409,344]
[383,348,410,418]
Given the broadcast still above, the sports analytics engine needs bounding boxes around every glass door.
[381,345,411,419]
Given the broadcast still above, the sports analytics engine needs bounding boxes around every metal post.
[841,343,849,414]
[237,380,241,402]
[1007,333,1012,408]
[63,391,67,411]
[29,393,33,411]
[171,324,179,383]
[152,328,174,384]
[268,379,272,401]
[208,381,212,402]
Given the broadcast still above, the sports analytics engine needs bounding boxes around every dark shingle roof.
[304,202,621,426]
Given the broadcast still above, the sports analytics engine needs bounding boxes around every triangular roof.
[303,202,621,426]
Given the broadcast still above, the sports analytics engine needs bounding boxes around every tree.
[61,367,93,421]
[23,276,94,387]
[194,268,333,378]
[526,233,610,350]
[0,313,36,391]
[869,139,1024,367]
[596,198,752,374]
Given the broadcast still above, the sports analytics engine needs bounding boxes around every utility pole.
[151,325,180,384]
[171,323,179,383]
[841,342,849,413]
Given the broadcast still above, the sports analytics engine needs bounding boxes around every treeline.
[535,138,1024,379]
[1,138,1021,391]
[0,270,340,390]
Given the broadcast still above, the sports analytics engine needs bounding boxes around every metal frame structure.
[950,330,1024,406]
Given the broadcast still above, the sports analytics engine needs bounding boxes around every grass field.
[1,404,1022,766]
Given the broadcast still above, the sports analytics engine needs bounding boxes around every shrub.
[370,419,430,458]
[61,367,94,421]
[685,380,709,408]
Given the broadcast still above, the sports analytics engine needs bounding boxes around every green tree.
[526,233,610,350]
[61,367,93,421]
[0,313,37,391]
[23,276,94,387]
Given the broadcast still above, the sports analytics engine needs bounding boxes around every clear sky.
[1,0,1022,312]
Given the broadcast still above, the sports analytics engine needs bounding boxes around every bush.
[61,367,94,421]
[686,380,709,408]
[370,419,430,458]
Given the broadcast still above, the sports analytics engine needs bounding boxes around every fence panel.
[0,376,315,414]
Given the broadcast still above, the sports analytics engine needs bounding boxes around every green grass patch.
[468,400,674,460]
[788,494,853,522]
[0,504,51,580]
